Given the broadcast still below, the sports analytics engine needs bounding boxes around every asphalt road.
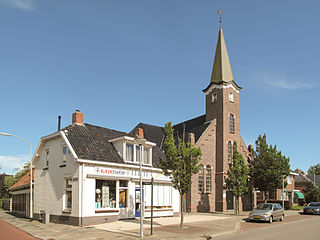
[216,215,320,240]
[0,219,37,240]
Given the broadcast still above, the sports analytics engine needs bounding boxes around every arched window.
[229,114,235,133]
[228,141,233,164]
[198,165,204,193]
[205,165,212,193]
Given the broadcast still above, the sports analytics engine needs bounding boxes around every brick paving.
[0,210,305,240]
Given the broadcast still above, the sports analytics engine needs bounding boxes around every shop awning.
[294,191,304,199]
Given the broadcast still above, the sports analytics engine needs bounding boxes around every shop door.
[226,191,234,210]
[135,188,141,217]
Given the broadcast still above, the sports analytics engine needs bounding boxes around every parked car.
[249,203,284,223]
[303,202,320,215]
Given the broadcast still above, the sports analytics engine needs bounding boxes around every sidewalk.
[0,210,299,240]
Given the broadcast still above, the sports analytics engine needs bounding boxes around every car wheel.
[280,214,284,221]
[269,216,273,223]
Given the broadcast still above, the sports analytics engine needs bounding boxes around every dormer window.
[144,147,151,165]
[126,143,134,162]
[110,136,156,166]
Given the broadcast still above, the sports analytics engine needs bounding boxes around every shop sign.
[95,167,128,177]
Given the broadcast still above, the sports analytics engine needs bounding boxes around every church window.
[229,114,235,133]
[205,165,212,193]
[212,93,217,103]
[198,165,204,193]
[229,92,234,102]
[228,141,233,164]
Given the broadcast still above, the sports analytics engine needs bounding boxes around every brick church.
[132,26,252,212]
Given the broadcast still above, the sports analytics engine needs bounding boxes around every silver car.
[249,203,284,223]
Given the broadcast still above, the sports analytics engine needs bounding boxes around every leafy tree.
[304,182,320,203]
[308,163,320,176]
[225,141,249,215]
[251,134,290,201]
[160,122,202,228]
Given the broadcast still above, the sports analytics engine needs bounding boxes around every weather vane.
[217,8,222,28]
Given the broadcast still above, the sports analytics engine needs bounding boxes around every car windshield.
[308,202,320,207]
[256,204,272,210]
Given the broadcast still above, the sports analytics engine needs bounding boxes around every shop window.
[198,165,204,193]
[205,165,212,193]
[228,141,233,164]
[95,180,116,209]
[64,179,72,210]
[229,114,235,133]
[126,143,134,162]
[119,180,128,208]
[62,146,67,163]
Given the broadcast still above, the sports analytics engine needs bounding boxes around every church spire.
[210,26,234,83]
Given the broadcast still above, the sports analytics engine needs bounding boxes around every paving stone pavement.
[0,210,300,240]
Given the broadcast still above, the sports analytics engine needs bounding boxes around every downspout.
[81,163,84,226]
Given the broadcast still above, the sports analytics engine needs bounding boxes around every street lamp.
[135,138,146,239]
[282,176,285,209]
[0,132,33,219]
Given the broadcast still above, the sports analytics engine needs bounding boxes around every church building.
[132,26,252,212]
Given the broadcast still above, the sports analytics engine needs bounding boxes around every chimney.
[188,133,195,145]
[134,128,144,138]
[72,110,83,125]
[58,116,61,131]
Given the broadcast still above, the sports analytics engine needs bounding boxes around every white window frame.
[62,145,67,163]
[64,178,72,211]
[125,142,134,162]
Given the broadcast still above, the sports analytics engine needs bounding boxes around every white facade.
[33,131,180,226]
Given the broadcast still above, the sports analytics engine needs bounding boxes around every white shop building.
[33,111,179,226]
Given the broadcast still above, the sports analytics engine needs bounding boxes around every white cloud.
[1,0,35,11]
[261,74,314,90]
[0,154,29,174]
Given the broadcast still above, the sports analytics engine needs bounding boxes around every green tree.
[160,122,202,228]
[304,182,320,203]
[251,134,290,201]
[225,141,249,215]
[308,163,320,176]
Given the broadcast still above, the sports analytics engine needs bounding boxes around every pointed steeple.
[210,27,234,83]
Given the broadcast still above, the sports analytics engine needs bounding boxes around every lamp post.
[135,138,146,239]
[0,132,33,219]
[282,176,285,209]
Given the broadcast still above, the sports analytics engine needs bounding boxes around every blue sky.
[0,0,319,174]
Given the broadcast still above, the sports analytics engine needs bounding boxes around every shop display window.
[95,180,116,209]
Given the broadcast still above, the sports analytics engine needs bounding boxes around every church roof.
[210,27,234,83]
[132,115,211,148]
[203,27,241,92]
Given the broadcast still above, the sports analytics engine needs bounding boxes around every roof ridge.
[137,122,164,129]
[83,123,129,135]
[173,114,206,127]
